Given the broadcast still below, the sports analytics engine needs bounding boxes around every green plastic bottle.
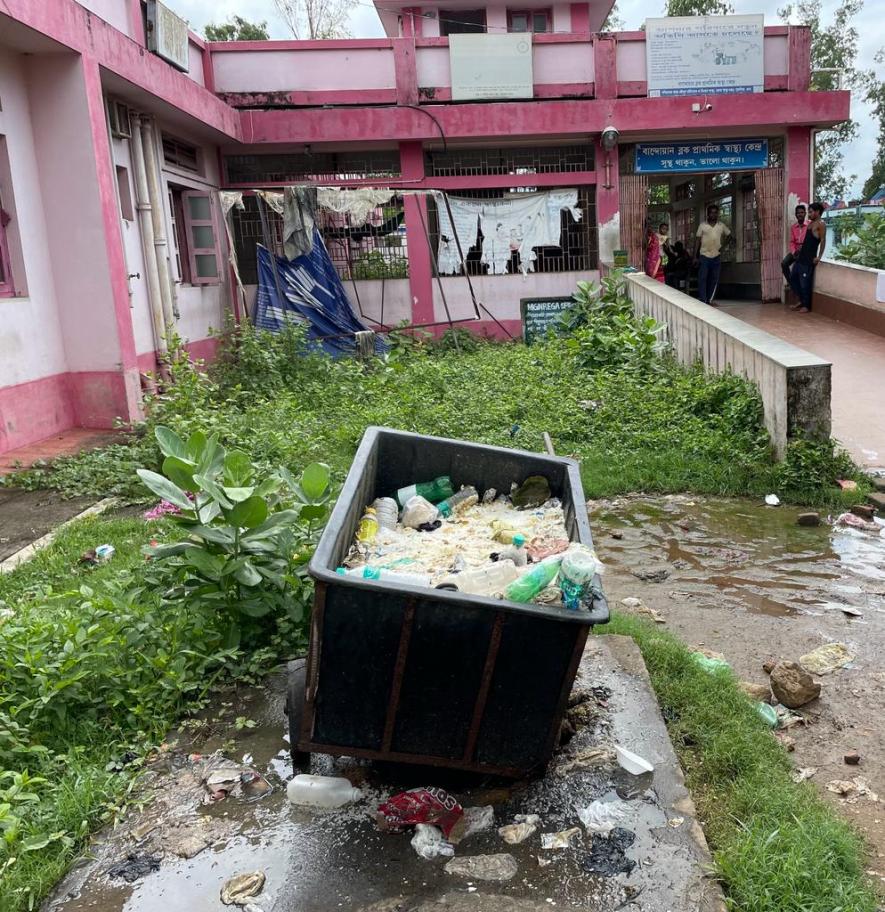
[396,476,454,507]
[437,486,479,518]
[503,556,563,603]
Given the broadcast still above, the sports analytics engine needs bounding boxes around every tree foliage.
[204,15,270,41]
[665,0,734,16]
[862,52,885,200]
[601,3,625,31]
[836,212,885,268]
[272,0,357,39]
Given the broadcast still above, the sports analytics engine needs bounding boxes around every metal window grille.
[673,207,697,251]
[224,151,401,185]
[230,194,409,284]
[427,188,597,276]
[425,145,594,177]
[742,189,760,262]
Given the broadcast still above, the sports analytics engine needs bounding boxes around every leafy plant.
[137,426,330,647]
[835,212,885,269]
[351,250,408,280]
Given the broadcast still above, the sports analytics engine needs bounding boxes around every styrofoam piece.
[614,744,654,775]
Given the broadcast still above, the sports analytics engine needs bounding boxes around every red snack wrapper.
[376,787,465,840]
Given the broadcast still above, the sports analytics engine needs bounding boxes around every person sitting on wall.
[789,201,827,314]
[664,240,691,289]
[693,204,731,306]
[782,203,807,291]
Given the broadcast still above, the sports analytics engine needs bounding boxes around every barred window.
[425,144,594,177]
[224,151,401,185]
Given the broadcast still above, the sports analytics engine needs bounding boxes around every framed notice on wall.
[645,15,763,97]
[449,34,533,101]
[635,138,769,174]
[521,297,575,345]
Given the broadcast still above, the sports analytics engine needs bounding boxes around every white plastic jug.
[286,774,362,808]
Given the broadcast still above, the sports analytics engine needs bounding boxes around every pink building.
[0,0,849,455]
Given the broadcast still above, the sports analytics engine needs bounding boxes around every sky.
[173,0,882,198]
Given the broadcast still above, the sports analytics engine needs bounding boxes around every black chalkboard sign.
[520,296,575,345]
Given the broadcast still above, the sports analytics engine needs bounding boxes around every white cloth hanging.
[316,188,395,227]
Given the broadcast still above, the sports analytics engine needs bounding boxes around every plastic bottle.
[504,556,563,603]
[356,507,379,543]
[498,533,528,567]
[286,774,362,808]
[371,497,399,531]
[435,560,520,596]
[490,520,525,544]
[336,566,431,588]
[559,546,602,610]
[396,476,455,507]
[437,486,479,518]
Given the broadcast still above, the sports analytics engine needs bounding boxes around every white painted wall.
[0,51,68,388]
[75,0,132,36]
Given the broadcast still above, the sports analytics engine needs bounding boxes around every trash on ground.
[835,511,880,533]
[691,650,730,673]
[444,853,519,881]
[775,705,806,729]
[377,787,465,841]
[541,827,582,849]
[286,773,362,808]
[668,817,685,828]
[192,751,274,804]
[460,805,495,840]
[791,767,817,783]
[756,702,778,728]
[764,494,781,506]
[499,820,539,845]
[554,745,616,776]
[107,853,160,882]
[615,745,654,775]
[221,871,266,905]
[241,770,273,801]
[826,777,879,802]
[95,543,115,561]
[411,823,455,859]
[769,660,821,708]
[579,827,636,876]
[799,642,855,675]
[620,596,666,623]
[577,799,632,834]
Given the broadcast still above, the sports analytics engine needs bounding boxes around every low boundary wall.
[813,260,885,338]
[627,274,832,458]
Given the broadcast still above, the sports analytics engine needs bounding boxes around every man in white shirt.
[693,204,731,306]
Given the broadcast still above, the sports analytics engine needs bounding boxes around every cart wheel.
[284,658,310,770]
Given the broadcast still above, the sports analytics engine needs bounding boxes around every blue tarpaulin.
[253,231,386,357]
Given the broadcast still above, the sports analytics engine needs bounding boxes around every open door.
[620,175,649,273]
[755,168,785,302]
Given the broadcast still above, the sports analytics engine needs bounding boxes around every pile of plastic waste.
[337,474,603,610]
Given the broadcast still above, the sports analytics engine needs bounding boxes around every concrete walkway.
[717,301,885,469]
[0,428,121,476]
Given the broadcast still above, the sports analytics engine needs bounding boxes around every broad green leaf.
[299,503,328,522]
[146,542,191,559]
[240,509,301,541]
[234,561,262,586]
[184,549,225,577]
[193,473,233,509]
[155,426,188,460]
[222,486,255,503]
[229,496,269,529]
[254,477,282,498]
[197,435,226,478]
[299,462,331,501]
[163,456,198,493]
[136,469,193,511]
[186,430,208,461]
[223,451,253,487]
[21,834,53,851]
[190,525,236,545]
[237,599,272,617]
[198,499,222,525]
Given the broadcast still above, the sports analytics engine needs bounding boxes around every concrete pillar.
[400,141,435,326]
[595,137,621,270]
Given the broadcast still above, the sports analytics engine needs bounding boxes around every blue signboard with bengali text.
[635,139,768,174]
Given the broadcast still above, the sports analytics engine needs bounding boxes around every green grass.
[600,613,878,912]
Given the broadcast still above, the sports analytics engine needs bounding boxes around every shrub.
[836,212,885,269]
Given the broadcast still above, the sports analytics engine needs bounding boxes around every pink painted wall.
[535,40,594,86]
[187,38,207,87]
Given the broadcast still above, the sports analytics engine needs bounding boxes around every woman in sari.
[645,226,665,283]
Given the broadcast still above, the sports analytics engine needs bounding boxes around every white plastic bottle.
[435,559,520,596]
[498,533,528,567]
[286,774,362,808]
[336,566,432,587]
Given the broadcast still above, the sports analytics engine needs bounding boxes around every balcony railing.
[209,26,806,108]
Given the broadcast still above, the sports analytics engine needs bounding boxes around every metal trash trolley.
[286,427,608,778]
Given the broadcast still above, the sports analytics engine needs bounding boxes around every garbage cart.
[287,427,609,778]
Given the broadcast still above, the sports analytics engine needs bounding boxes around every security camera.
[601,125,620,151]
[704,103,713,111]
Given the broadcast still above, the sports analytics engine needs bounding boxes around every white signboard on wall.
[645,14,763,97]
[449,34,533,101]
[147,0,190,72]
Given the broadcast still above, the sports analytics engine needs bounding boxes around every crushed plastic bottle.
[498,533,528,567]
[396,476,454,507]
[435,560,520,596]
[336,566,431,588]
[356,507,379,543]
[371,497,399,531]
[504,556,562,603]
[437,486,479,518]
[559,545,602,610]
[286,774,362,808]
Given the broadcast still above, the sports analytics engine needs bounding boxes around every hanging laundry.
[434,193,483,275]
[283,187,318,260]
[316,188,395,227]
[219,191,244,216]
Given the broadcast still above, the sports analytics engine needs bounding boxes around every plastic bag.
[401,496,439,530]
[377,787,465,840]
[411,824,455,859]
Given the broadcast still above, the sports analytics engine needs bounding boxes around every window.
[508,9,550,32]
[440,9,486,36]
[162,135,200,173]
[168,186,221,285]
[116,165,134,221]
[0,136,25,297]
[0,197,13,297]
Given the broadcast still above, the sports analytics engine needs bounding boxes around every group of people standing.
[644,200,827,312]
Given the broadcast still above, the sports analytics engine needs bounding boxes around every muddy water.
[589,494,885,890]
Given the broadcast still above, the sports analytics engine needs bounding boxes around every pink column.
[786,126,812,205]
[595,137,621,272]
[570,3,590,33]
[401,8,423,37]
[787,26,811,92]
[82,56,142,422]
[400,141,435,326]
[593,36,617,99]
[393,38,419,105]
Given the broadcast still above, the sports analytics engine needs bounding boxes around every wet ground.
[43,637,722,912]
[588,494,885,889]
[0,488,96,562]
